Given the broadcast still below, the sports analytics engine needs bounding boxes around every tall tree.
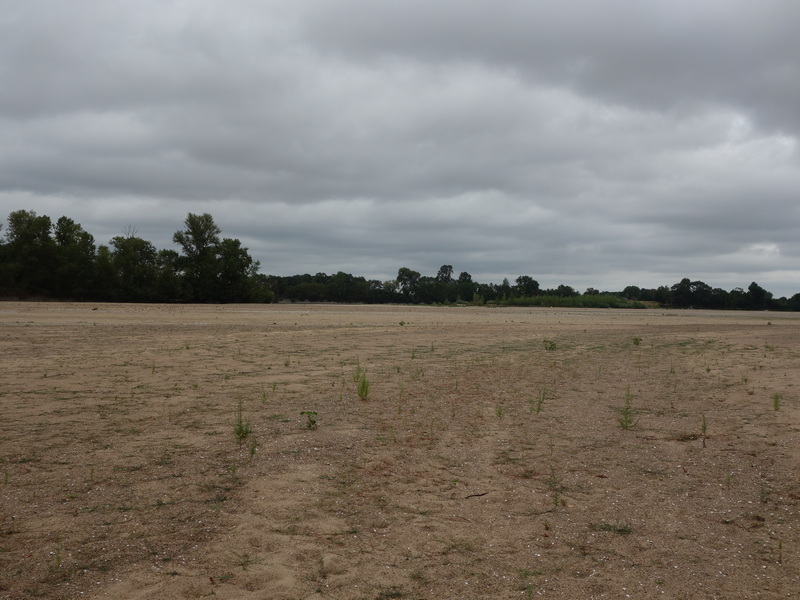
[457,271,475,302]
[4,210,56,295]
[436,264,454,283]
[173,213,222,302]
[515,275,540,297]
[396,267,421,300]
[53,216,96,298]
[110,235,159,301]
[217,237,260,302]
[747,281,772,310]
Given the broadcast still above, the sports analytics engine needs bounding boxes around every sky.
[2,0,799,296]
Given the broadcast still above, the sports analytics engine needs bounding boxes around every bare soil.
[1,302,799,599]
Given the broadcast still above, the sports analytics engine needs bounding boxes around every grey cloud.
[1,0,799,297]
[305,0,800,133]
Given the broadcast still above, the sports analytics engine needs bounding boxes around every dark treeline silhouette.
[266,270,800,310]
[2,210,799,310]
[0,210,272,303]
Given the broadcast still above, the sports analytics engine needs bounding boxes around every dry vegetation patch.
[1,303,799,599]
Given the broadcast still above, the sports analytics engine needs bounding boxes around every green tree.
[396,267,421,301]
[4,210,56,295]
[457,271,475,302]
[217,238,260,302]
[155,249,183,300]
[515,275,540,297]
[436,264,454,283]
[93,245,117,300]
[53,216,96,298]
[747,281,772,310]
[110,235,159,301]
[173,213,222,302]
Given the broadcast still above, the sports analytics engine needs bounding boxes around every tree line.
[2,210,799,310]
[266,269,800,310]
[0,210,271,303]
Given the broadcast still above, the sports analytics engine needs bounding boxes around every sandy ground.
[1,302,798,599]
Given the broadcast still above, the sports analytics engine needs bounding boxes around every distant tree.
[585,287,600,296]
[747,281,772,310]
[396,267,421,300]
[53,216,96,299]
[109,234,159,301]
[436,264,454,283]
[499,278,512,299]
[4,210,56,295]
[173,213,222,302]
[789,293,800,312]
[155,249,182,300]
[515,275,540,297]
[217,237,260,302]
[670,278,693,308]
[555,284,577,297]
[93,245,117,300]
[457,271,475,302]
[622,285,641,300]
[328,271,370,303]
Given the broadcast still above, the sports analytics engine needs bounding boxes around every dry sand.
[1,302,798,599]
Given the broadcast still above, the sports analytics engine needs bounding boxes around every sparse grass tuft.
[590,522,633,535]
[357,374,371,400]
[301,410,318,430]
[617,385,638,430]
[701,413,707,448]
[233,399,252,445]
[542,339,557,352]
[772,393,780,411]
[534,389,546,413]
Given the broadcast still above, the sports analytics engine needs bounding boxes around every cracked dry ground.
[1,302,799,599]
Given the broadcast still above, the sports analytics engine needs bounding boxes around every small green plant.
[759,482,769,503]
[496,405,504,418]
[542,340,557,352]
[669,362,676,374]
[53,543,63,568]
[547,466,565,508]
[618,385,637,430]
[632,337,642,346]
[533,389,546,414]
[300,410,318,430]
[701,413,707,448]
[353,357,364,382]
[233,400,252,445]
[772,393,780,411]
[357,375,371,400]
[229,550,260,571]
[590,522,633,535]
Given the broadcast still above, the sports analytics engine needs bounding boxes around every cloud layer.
[2,0,799,295]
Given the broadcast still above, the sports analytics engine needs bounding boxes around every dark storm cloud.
[1,0,799,296]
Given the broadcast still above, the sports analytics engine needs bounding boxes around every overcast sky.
[2,1,799,296]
